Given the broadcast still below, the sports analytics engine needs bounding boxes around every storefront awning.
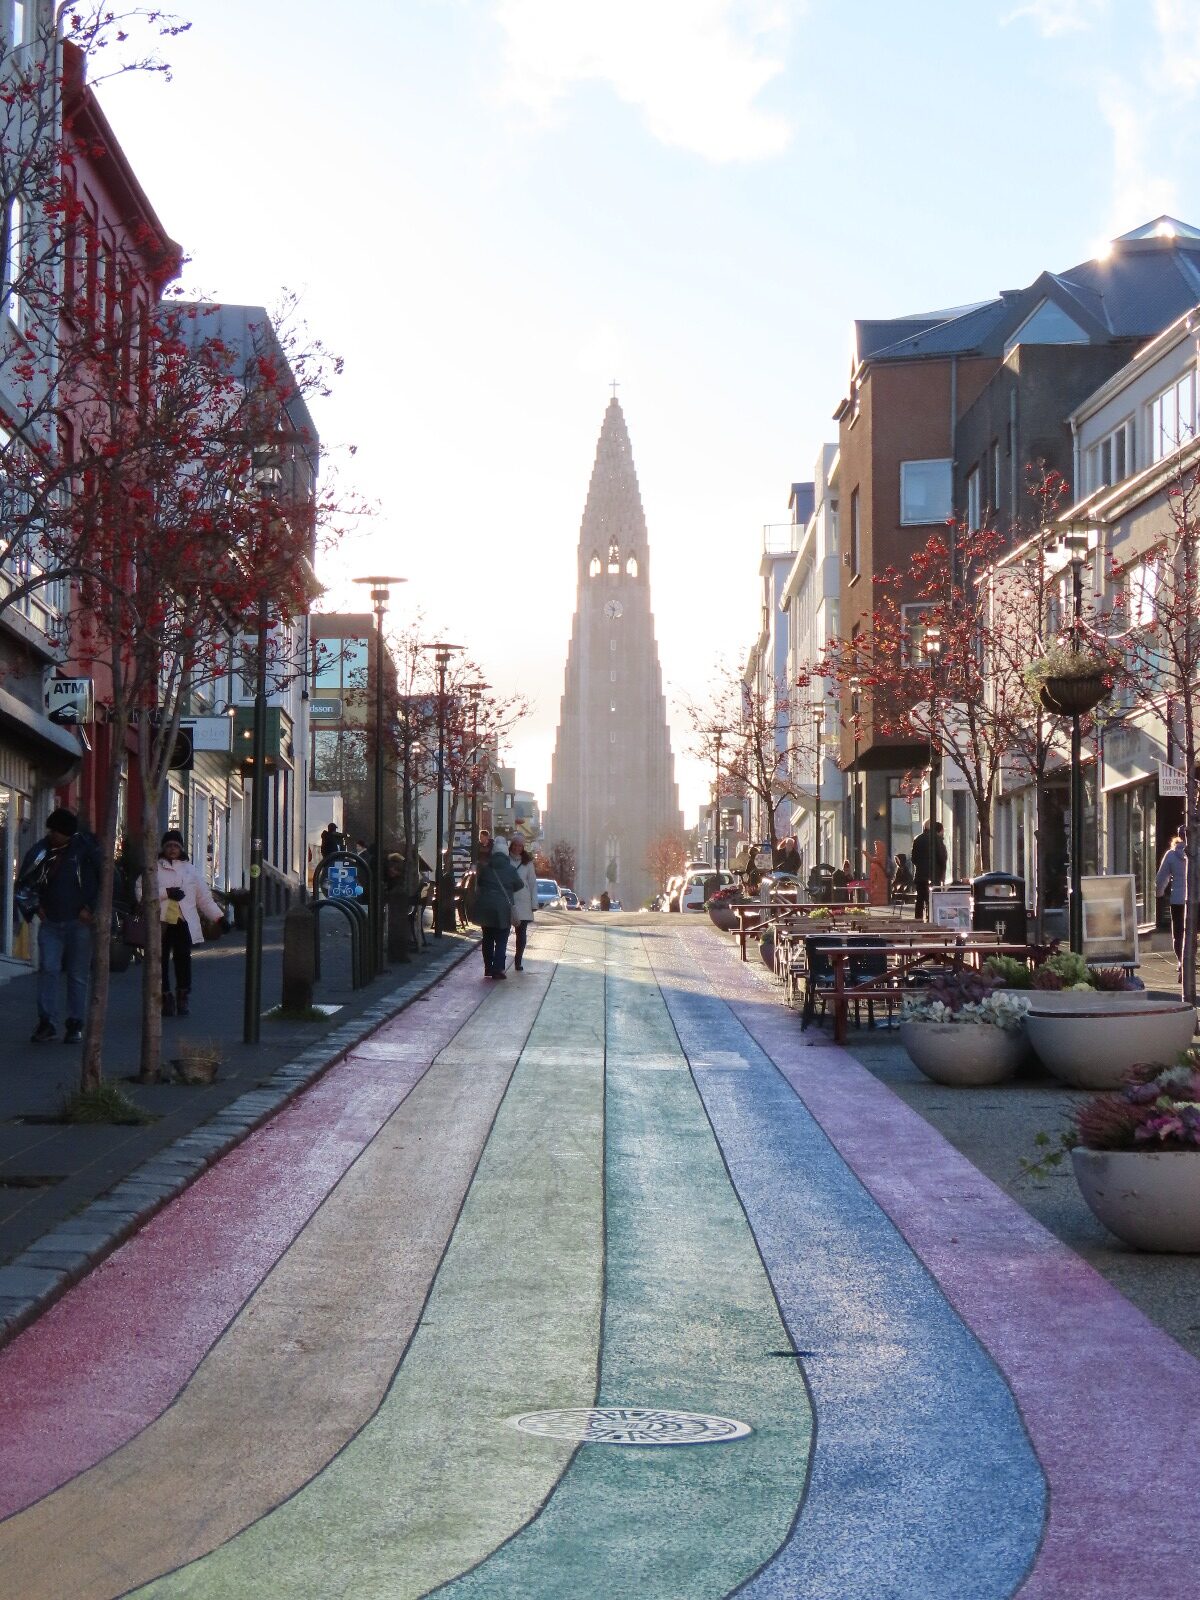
[0,683,82,776]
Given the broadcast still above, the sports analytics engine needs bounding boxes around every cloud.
[1002,0,1105,36]
[493,0,796,162]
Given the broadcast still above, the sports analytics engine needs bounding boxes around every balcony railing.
[763,523,796,555]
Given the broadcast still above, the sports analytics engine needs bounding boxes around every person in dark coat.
[475,835,523,978]
[1156,830,1194,978]
[319,821,343,858]
[17,808,100,1044]
[911,820,947,920]
[777,837,801,876]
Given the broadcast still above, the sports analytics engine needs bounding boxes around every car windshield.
[537,880,557,893]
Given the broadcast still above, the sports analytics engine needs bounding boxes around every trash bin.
[807,864,835,904]
[971,871,1026,944]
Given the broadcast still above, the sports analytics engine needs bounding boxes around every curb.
[0,934,478,1352]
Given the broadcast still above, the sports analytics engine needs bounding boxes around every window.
[311,635,368,695]
[9,1,25,48]
[991,441,1001,511]
[849,487,860,577]
[589,552,601,577]
[1003,298,1089,355]
[4,195,22,326]
[607,540,620,574]
[901,603,932,665]
[1149,371,1196,463]
[1087,417,1135,490]
[901,459,952,525]
[625,554,638,577]
[966,466,981,531]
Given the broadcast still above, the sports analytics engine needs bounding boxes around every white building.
[781,449,846,873]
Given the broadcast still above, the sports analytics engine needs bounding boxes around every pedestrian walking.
[319,821,343,858]
[16,807,100,1044]
[509,838,538,970]
[141,829,223,1016]
[911,819,947,921]
[475,835,522,979]
[1156,830,1194,979]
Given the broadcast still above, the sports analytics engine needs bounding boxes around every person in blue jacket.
[1156,829,1193,979]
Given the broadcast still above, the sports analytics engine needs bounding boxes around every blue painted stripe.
[649,930,1046,1600]
[436,929,812,1599]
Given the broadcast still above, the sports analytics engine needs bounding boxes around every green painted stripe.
[439,927,812,1599]
[132,928,606,1600]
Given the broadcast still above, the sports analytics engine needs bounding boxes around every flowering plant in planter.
[1023,1057,1200,1178]
[900,973,1031,1032]
[1031,949,1093,991]
[705,884,741,907]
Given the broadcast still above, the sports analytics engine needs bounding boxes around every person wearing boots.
[144,829,222,1015]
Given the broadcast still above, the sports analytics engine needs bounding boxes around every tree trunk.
[80,717,126,1091]
[138,713,164,1083]
[1184,729,1198,1007]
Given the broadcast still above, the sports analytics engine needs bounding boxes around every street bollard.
[281,903,317,1014]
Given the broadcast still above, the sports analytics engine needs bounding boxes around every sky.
[96,0,1200,821]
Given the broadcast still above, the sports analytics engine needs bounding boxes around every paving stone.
[0,1264,63,1297]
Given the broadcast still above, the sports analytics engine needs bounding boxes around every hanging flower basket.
[1037,673,1109,717]
[1025,636,1113,718]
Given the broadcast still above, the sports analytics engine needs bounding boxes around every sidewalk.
[0,914,476,1343]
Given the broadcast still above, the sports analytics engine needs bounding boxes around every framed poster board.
[929,886,972,931]
[1079,875,1138,966]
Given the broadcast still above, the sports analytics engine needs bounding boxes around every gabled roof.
[854,221,1200,368]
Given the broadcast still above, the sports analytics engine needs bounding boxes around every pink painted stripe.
[679,924,1200,1599]
[0,957,484,1521]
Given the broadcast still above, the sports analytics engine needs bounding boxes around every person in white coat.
[509,838,538,971]
[142,829,223,1016]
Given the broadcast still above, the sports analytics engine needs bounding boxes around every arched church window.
[607,539,620,574]
[589,552,601,577]
[625,554,638,577]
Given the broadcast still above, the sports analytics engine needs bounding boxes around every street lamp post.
[463,681,489,853]
[704,725,733,876]
[422,641,463,935]
[355,576,405,973]
[1064,532,1091,954]
[849,676,862,876]
[812,704,825,873]
[242,592,270,1044]
[922,625,943,837]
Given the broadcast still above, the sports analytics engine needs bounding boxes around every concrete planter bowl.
[1024,990,1152,1012]
[899,1020,1025,1086]
[707,903,739,932]
[1072,1148,1200,1253]
[1026,1003,1197,1090]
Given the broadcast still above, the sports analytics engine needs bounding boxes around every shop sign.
[182,716,233,753]
[1157,761,1189,797]
[44,676,94,726]
[310,697,342,720]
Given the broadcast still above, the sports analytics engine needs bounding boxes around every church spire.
[545,397,681,905]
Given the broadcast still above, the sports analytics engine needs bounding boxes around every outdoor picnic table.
[818,938,1037,1044]
[730,901,878,961]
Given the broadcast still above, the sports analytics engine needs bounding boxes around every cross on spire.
[610,379,620,399]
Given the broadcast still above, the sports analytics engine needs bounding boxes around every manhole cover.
[511,1407,751,1446]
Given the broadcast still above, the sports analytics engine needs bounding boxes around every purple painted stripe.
[0,958,485,1520]
[677,924,1200,1599]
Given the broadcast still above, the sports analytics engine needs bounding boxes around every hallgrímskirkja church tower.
[544,397,682,907]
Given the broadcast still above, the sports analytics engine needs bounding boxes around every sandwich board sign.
[45,676,94,726]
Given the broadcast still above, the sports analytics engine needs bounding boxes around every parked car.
[680,868,734,912]
[536,878,561,908]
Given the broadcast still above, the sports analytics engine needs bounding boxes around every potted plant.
[1026,986,1195,1088]
[1024,635,1112,717]
[898,973,1031,1086]
[1021,951,1147,1010]
[706,884,742,932]
[1025,1058,1200,1252]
